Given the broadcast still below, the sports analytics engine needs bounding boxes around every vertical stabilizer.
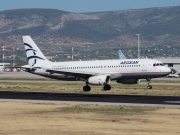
[22,36,50,68]
[118,50,127,59]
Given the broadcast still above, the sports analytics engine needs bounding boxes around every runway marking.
[165,101,180,104]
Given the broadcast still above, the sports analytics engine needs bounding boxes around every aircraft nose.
[165,67,171,74]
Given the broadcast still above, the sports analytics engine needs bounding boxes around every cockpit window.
[153,63,165,66]
[160,63,164,66]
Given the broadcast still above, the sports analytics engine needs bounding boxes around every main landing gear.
[103,84,111,91]
[83,85,91,92]
[83,84,111,92]
[146,78,152,89]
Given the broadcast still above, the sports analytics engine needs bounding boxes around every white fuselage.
[43,59,171,80]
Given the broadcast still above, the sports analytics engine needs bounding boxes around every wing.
[45,68,110,80]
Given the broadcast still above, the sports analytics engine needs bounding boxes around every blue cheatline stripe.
[25,48,37,52]
[27,56,45,60]
[24,43,33,48]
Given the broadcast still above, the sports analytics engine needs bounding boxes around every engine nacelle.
[87,75,111,85]
[116,79,140,84]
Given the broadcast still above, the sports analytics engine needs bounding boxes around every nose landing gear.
[146,78,152,89]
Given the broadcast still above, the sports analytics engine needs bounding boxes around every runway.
[0,91,180,107]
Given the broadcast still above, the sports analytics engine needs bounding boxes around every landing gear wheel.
[147,85,152,89]
[103,84,111,91]
[83,85,91,92]
[146,78,152,90]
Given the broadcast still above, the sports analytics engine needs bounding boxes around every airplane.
[0,63,10,66]
[118,50,127,59]
[0,63,10,73]
[22,36,171,91]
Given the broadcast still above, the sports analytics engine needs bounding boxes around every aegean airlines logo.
[120,61,139,64]
[24,43,45,66]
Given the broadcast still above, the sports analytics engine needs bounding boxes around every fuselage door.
[142,61,147,71]
[101,65,106,70]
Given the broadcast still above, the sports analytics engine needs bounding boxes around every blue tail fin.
[118,50,127,59]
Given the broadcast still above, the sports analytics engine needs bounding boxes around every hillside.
[0,6,180,64]
[0,7,180,44]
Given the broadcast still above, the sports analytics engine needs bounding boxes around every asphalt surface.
[0,91,180,107]
[1,72,180,108]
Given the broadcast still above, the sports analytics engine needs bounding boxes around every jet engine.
[116,79,140,84]
[87,75,111,85]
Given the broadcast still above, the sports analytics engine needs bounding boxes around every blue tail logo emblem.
[24,43,45,66]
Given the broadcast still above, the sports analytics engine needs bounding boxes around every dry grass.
[0,102,179,135]
[0,79,179,134]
